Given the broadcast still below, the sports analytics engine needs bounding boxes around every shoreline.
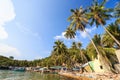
[59,72,93,80]
[59,72,120,80]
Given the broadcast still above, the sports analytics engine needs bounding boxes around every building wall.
[116,50,120,63]
[92,58,112,73]
[93,59,104,73]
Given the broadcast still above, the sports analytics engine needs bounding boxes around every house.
[80,59,112,73]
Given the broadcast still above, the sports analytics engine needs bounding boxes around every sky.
[0,0,119,60]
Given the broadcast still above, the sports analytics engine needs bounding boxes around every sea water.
[0,70,74,80]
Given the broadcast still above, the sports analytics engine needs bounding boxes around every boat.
[13,67,25,72]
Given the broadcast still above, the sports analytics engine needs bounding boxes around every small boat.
[13,67,25,72]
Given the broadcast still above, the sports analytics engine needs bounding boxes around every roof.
[50,66,62,70]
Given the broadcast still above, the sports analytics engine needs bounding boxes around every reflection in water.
[0,70,74,80]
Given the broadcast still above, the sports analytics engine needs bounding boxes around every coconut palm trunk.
[101,24,120,47]
[84,28,117,73]
[83,29,101,59]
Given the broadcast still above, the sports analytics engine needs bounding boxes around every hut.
[80,59,112,73]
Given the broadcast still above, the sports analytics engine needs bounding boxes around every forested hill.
[0,55,10,60]
[0,55,12,67]
[0,55,47,67]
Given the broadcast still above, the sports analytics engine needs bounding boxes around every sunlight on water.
[0,70,74,80]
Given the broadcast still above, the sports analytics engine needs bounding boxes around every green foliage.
[114,2,120,18]
[64,28,76,39]
[87,0,112,26]
[86,43,97,60]
[86,34,119,65]
[67,7,88,31]
[0,56,13,66]
[102,23,120,48]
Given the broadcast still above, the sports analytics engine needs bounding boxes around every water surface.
[0,70,75,80]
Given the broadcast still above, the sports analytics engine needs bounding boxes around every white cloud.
[80,27,96,38]
[0,44,21,58]
[54,32,66,40]
[0,0,16,39]
[0,26,8,39]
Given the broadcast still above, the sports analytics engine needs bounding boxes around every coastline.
[59,72,120,80]
[59,72,93,80]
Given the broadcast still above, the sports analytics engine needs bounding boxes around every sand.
[59,72,120,80]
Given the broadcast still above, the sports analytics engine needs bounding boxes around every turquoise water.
[0,70,74,80]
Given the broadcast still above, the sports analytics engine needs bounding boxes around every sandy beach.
[59,72,120,80]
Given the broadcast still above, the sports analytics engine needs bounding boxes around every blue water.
[0,70,74,80]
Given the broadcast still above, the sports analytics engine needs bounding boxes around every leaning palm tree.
[87,0,120,47]
[64,7,101,59]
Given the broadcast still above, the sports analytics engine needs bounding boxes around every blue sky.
[0,0,118,60]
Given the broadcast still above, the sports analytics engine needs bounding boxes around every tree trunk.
[102,25,120,47]
[83,29,101,59]
[84,28,115,73]
[79,49,88,64]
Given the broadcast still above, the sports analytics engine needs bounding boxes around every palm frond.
[100,0,107,7]
[70,9,75,13]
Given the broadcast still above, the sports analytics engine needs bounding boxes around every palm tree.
[53,40,67,55]
[114,2,120,24]
[116,18,120,24]
[64,28,76,39]
[68,42,79,66]
[65,7,101,59]
[102,23,120,48]
[77,42,88,64]
[71,42,77,49]
[86,35,103,60]
[51,52,58,66]
[87,0,120,47]
[102,33,114,48]
[52,40,68,65]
